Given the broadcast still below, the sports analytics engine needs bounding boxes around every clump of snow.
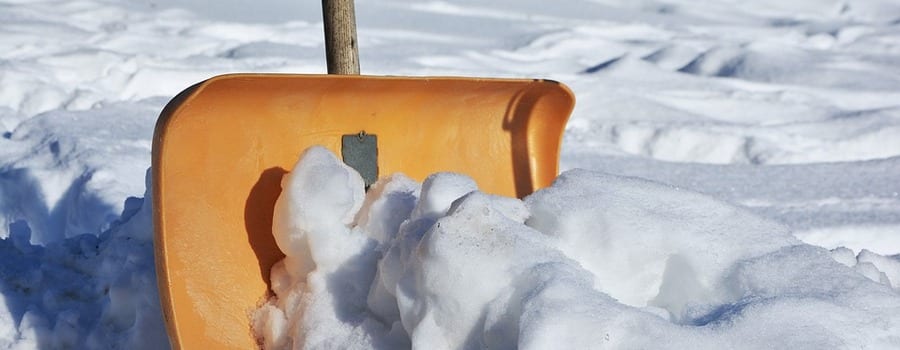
[270,147,366,279]
[254,147,900,349]
[832,247,900,290]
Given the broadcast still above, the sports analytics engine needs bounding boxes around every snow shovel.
[152,0,574,348]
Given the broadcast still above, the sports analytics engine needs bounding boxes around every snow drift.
[253,147,900,349]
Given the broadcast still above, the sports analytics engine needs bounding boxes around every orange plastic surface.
[152,74,574,349]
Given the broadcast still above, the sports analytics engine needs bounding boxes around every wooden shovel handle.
[323,0,360,75]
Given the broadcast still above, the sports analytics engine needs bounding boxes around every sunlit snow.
[1,0,899,348]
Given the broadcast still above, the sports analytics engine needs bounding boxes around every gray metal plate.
[342,132,378,188]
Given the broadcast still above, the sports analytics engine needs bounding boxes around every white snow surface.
[1,0,900,348]
[255,147,900,349]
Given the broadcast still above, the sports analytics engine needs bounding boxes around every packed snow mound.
[0,170,165,349]
[253,147,900,349]
[0,100,158,245]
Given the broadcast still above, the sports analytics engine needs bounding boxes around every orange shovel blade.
[152,74,574,349]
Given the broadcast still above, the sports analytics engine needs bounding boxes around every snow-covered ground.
[1,0,899,348]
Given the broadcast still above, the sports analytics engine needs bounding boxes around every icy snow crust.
[2,0,900,347]
[253,147,900,349]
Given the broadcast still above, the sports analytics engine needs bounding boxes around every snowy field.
[2,0,900,348]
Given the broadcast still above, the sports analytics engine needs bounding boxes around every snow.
[2,0,900,348]
[0,171,164,349]
[254,148,900,348]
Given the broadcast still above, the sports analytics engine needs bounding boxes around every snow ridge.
[253,148,900,349]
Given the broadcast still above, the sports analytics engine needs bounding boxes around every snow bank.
[254,147,900,349]
[562,154,900,255]
[0,170,165,349]
[0,100,158,245]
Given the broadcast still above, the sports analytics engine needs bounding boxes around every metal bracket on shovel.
[342,131,378,188]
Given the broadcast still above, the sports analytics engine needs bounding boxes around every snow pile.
[0,171,165,349]
[0,100,159,244]
[0,98,164,349]
[253,147,900,349]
